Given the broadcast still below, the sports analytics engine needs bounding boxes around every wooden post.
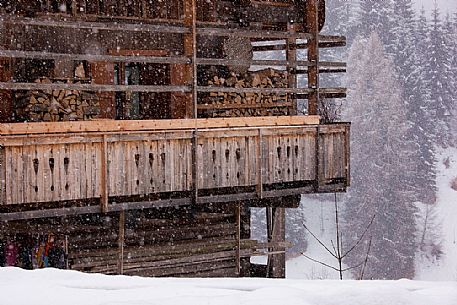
[267,206,286,278]
[64,235,69,269]
[286,23,298,115]
[170,0,197,119]
[91,61,116,119]
[118,210,125,275]
[306,0,320,115]
[235,203,241,276]
[0,58,13,122]
[100,135,109,213]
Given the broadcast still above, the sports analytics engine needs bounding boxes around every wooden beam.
[0,82,190,93]
[0,50,190,65]
[287,22,298,114]
[0,198,192,221]
[197,27,312,40]
[1,16,190,34]
[307,0,320,115]
[0,116,320,135]
[0,82,345,95]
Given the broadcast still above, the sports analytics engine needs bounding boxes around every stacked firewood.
[200,68,291,117]
[15,77,101,122]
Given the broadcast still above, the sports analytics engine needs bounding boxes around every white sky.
[414,0,457,13]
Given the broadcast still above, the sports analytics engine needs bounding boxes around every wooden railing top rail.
[0,116,320,136]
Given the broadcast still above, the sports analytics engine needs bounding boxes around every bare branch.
[359,236,373,280]
[330,240,338,257]
[341,213,376,259]
[302,222,338,258]
[341,260,366,272]
[301,253,340,272]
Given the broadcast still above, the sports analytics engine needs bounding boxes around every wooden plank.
[36,146,46,203]
[7,147,14,204]
[256,130,263,197]
[100,136,109,212]
[0,147,6,204]
[136,141,146,194]
[0,50,190,65]
[74,144,83,200]
[42,146,53,203]
[85,143,93,198]
[1,16,190,34]
[142,140,151,194]
[0,82,190,93]
[0,116,320,136]
[125,142,133,196]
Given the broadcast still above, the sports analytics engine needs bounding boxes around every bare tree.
[301,193,374,280]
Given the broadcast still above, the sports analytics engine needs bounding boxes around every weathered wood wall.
[0,205,255,277]
[0,119,349,206]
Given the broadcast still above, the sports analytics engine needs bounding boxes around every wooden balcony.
[0,116,349,219]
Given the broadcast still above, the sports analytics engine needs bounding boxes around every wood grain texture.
[0,121,349,206]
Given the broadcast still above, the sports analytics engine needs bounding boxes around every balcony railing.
[0,116,349,212]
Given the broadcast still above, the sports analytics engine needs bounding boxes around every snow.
[286,196,347,280]
[0,267,456,305]
[416,147,457,281]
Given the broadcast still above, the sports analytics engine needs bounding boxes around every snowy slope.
[0,268,456,305]
[416,147,457,281]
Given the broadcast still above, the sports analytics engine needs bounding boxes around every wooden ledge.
[0,116,320,136]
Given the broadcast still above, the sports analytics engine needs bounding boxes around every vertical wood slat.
[85,143,93,198]
[0,125,350,206]
[100,135,109,213]
[256,129,263,198]
[5,148,13,204]
[43,147,53,203]
[21,145,29,204]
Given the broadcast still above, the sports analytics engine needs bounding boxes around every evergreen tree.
[343,33,418,279]
[425,5,454,146]
[357,0,394,51]
[392,2,436,206]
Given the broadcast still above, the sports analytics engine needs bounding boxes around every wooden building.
[0,0,349,277]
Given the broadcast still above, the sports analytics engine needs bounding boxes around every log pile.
[15,77,101,122]
[199,68,292,118]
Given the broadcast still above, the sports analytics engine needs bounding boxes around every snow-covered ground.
[416,147,457,281]
[1,267,456,305]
